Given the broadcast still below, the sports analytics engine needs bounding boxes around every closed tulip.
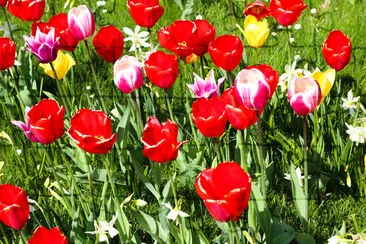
[12,99,64,144]
[68,109,118,154]
[193,19,216,56]
[187,70,225,99]
[270,0,307,26]
[114,56,144,94]
[142,116,187,163]
[244,0,271,20]
[311,68,335,104]
[93,25,124,63]
[191,97,227,138]
[0,0,7,7]
[144,50,179,89]
[208,35,243,71]
[238,15,269,49]
[127,0,164,28]
[68,5,96,41]
[0,184,29,230]
[28,226,68,244]
[39,51,75,79]
[195,162,251,222]
[322,30,352,71]
[7,0,45,21]
[288,77,321,116]
[0,37,16,71]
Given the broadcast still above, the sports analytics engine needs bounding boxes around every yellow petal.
[312,68,335,104]
[243,15,269,48]
[40,51,75,79]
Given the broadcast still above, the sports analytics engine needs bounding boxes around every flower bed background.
[0,0,366,243]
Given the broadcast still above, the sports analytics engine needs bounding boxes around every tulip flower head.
[39,51,75,79]
[68,5,96,41]
[0,0,7,7]
[24,28,59,64]
[244,0,271,20]
[127,0,164,28]
[0,37,16,71]
[237,15,269,49]
[311,68,335,104]
[114,55,144,94]
[288,77,321,116]
[7,0,46,21]
[28,226,68,244]
[195,162,251,222]
[270,0,308,26]
[193,19,216,56]
[322,30,352,71]
[93,25,124,63]
[187,70,225,99]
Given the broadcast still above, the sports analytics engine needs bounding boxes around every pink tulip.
[68,5,96,41]
[288,77,321,116]
[114,55,144,94]
[187,70,225,99]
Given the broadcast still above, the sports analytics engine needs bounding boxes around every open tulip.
[322,30,352,71]
[191,97,227,138]
[127,0,164,28]
[0,37,16,71]
[68,109,118,154]
[93,25,124,63]
[68,5,96,41]
[7,0,45,21]
[39,51,75,79]
[195,162,251,222]
[208,35,243,71]
[12,99,64,144]
[288,77,321,116]
[244,0,271,20]
[187,70,225,99]
[114,55,144,94]
[311,68,335,104]
[238,15,269,49]
[0,184,29,230]
[144,50,179,89]
[28,226,68,244]
[221,87,258,130]
[142,117,187,163]
[270,0,307,26]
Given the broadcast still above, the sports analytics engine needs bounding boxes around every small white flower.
[346,124,366,146]
[96,1,106,6]
[271,32,277,36]
[134,199,147,207]
[284,167,311,187]
[342,90,360,117]
[162,202,189,224]
[86,85,91,90]
[327,234,349,244]
[289,37,295,43]
[311,8,317,14]
[102,9,107,13]
[277,25,284,29]
[196,15,203,20]
[294,55,302,62]
[16,149,22,155]
[294,24,302,30]
[86,214,119,243]
[123,26,150,53]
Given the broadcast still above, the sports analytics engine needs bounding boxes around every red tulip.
[93,25,124,63]
[244,0,271,20]
[195,162,251,222]
[270,0,307,26]
[0,0,8,7]
[322,30,352,71]
[28,226,68,244]
[0,37,16,71]
[191,97,227,138]
[0,184,29,230]
[142,117,187,163]
[144,50,179,89]
[7,0,46,21]
[208,35,243,71]
[192,19,216,56]
[127,0,164,28]
[220,87,258,130]
[68,109,118,154]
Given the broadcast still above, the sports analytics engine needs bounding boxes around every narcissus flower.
[68,5,96,41]
[144,50,179,89]
[270,0,307,26]
[0,184,29,230]
[12,99,65,144]
[28,226,68,244]
[0,37,16,71]
[191,97,227,138]
[237,15,269,49]
[68,109,118,154]
[7,0,46,21]
[93,25,124,63]
[142,116,187,163]
[127,0,164,28]
[114,55,144,94]
[322,30,352,71]
[244,0,271,20]
[187,70,225,99]
[39,51,75,79]
[311,68,335,104]
[24,28,59,63]
[288,77,321,116]
[208,35,243,71]
[195,162,251,222]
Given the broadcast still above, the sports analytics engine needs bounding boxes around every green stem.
[165,90,174,121]
[303,116,309,230]
[130,92,144,134]
[86,156,97,214]
[199,56,205,78]
[227,71,233,87]
[7,68,25,119]
[0,224,9,244]
[231,221,241,244]
[71,51,78,65]
[239,130,248,172]
[256,110,266,197]
[214,138,221,167]
[2,7,14,40]
[227,0,235,28]
[20,230,27,243]
[228,222,234,244]
[286,27,292,68]
[49,62,70,113]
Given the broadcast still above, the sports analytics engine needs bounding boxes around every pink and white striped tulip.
[234,68,271,110]
[11,107,40,143]
[288,77,321,116]
[114,55,144,94]
[68,5,95,41]
[187,70,225,99]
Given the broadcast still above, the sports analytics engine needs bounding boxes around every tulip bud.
[68,5,96,41]
[322,30,352,71]
[114,56,144,94]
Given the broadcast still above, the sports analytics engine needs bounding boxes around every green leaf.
[171,0,183,10]
[290,163,307,223]
[294,233,315,244]
[251,183,271,235]
[132,210,169,243]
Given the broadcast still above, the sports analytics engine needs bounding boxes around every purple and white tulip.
[23,28,59,64]
[234,68,271,110]
[113,56,144,94]
[187,70,225,99]
[11,107,40,143]
[288,77,321,116]
[68,5,96,41]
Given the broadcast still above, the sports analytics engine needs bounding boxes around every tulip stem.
[199,56,205,78]
[239,130,248,172]
[214,138,221,167]
[86,157,97,215]
[303,116,309,230]
[231,221,241,244]
[2,7,14,41]
[227,0,236,28]
[84,40,107,112]
[256,110,266,197]
[20,229,27,243]
[7,68,25,119]
[227,71,233,86]
[49,62,70,113]
[0,224,9,244]
[131,92,144,134]
[165,90,174,122]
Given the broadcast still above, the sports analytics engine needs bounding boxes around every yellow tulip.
[311,68,335,104]
[237,15,269,48]
[40,51,75,79]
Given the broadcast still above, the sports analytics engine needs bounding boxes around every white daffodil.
[342,90,360,117]
[162,202,189,224]
[346,124,366,146]
[284,167,311,187]
[86,214,119,243]
[123,26,150,53]
[327,234,351,244]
